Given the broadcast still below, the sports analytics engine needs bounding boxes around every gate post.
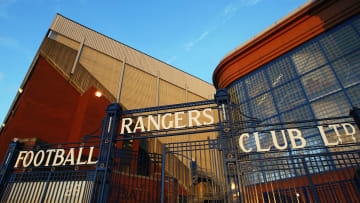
[215,89,242,202]
[91,103,122,202]
[0,140,20,198]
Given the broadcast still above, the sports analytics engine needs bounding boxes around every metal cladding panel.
[120,65,157,109]
[39,38,116,102]
[50,14,215,99]
[79,46,124,96]
[188,92,206,102]
[159,79,186,106]
[40,37,77,75]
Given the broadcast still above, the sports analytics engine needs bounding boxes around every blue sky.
[0,0,307,123]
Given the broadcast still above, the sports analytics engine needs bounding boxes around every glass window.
[319,24,360,60]
[273,79,306,112]
[311,92,351,120]
[290,42,327,74]
[228,15,360,154]
[245,70,269,98]
[331,50,360,88]
[353,17,360,33]
[301,66,341,101]
[249,92,276,120]
[280,104,319,141]
[230,80,247,104]
[346,84,360,107]
[228,86,240,104]
[227,15,360,185]
[266,57,296,87]
[239,102,251,121]
[306,135,323,147]
[279,104,313,123]
[231,102,250,125]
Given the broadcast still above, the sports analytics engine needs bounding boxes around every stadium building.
[0,14,218,202]
[0,0,360,202]
[0,13,216,158]
[213,0,360,201]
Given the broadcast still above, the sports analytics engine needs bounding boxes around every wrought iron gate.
[237,144,360,202]
[1,89,360,202]
[0,141,98,202]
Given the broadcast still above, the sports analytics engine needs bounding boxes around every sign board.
[120,108,214,134]
[14,147,97,168]
[239,123,357,152]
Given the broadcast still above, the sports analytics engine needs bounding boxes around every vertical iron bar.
[176,143,180,203]
[40,171,52,203]
[161,144,166,203]
[281,156,295,203]
[167,147,170,203]
[330,153,347,202]
[301,157,320,202]
[171,144,175,203]
[206,139,215,202]
[318,154,338,201]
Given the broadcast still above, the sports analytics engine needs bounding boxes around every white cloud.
[222,3,238,24]
[240,0,262,7]
[199,31,209,41]
[0,0,16,19]
[185,31,209,51]
[223,3,238,18]
[222,0,261,22]
[184,0,262,52]
[248,0,261,6]
[166,56,177,64]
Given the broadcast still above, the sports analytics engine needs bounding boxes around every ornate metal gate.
[1,89,360,202]
[0,141,98,202]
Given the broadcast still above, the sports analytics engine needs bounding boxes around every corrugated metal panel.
[40,37,77,76]
[188,92,205,102]
[159,79,186,106]
[120,64,157,109]
[50,14,215,99]
[71,63,116,102]
[39,38,116,102]
[79,46,123,96]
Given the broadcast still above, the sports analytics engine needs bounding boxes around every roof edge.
[212,0,318,88]
[213,0,360,88]
[53,14,214,87]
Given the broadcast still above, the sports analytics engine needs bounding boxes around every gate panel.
[108,149,163,202]
[237,144,360,202]
[1,172,94,203]
[163,139,228,203]
[0,142,99,203]
[1,91,360,202]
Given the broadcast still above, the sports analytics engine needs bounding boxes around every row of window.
[228,15,360,183]
[228,15,360,151]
